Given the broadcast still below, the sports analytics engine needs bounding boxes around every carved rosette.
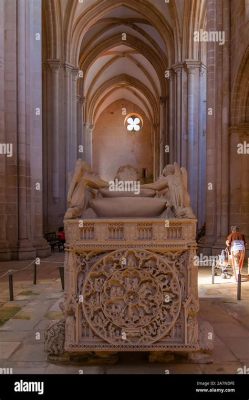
[82,250,181,345]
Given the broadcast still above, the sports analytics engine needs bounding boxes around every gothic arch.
[93,86,153,124]
[86,54,160,103]
[79,34,166,97]
[87,74,158,125]
[65,0,175,66]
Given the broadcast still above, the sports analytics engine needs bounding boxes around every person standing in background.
[226,226,246,280]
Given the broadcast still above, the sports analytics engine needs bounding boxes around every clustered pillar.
[43,62,81,231]
[168,61,206,228]
[0,0,50,259]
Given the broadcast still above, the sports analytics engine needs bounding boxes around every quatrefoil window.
[125,114,143,132]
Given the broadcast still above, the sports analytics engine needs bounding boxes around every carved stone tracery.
[49,218,203,354]
[79,250,182,345]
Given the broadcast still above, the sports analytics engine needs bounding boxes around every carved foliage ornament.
[82,250,181,345]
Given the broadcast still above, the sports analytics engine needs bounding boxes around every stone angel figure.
[141,162,195,218]
[173,163,195,218]
[64,159,108,219]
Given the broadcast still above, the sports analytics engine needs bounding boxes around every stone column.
[171,63,189,168]
[199,0,216,254]
[159,97,167,173]
[0,0,15,260]
[81,98,87,162]
[65,64,79,188]
[14,0,35,259]
[44,60,68,231]
[169,60,205,223]
[17,0,50,259]
[173,64,183,165]
[44,62,79,230]
[185,60,201,216]
[71,68,79,167]
[0,0,50,259]
[77,95,85,159]
[213,0,230,251]
[152,121,160,179]
[47,60,61,201]
[168,69,176,164]
[199,0,230,254]
[64,64,73,189]
[164,96,170,166]
[29,0,50,257]
[84,123,94,166]
[198,66,207,229]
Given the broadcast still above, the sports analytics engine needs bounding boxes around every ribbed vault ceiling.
[43,0,207,124]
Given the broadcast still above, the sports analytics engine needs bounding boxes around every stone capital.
[64,63,79,80]
[47,59,61,73]
[84,122,94,131]
[171,63,184,74]
[184,60,202,74]
[64,62,74,71]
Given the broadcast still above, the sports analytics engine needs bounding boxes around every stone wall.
[93,100,153,181]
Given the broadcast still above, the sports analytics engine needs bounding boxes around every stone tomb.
[45,162,213,360]
[62,218,200,353]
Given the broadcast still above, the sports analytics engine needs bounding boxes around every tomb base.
[45,218,213,359]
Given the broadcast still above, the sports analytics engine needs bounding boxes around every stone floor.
[0,253,249,374]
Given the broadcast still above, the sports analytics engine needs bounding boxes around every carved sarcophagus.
[63,218,200,353]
